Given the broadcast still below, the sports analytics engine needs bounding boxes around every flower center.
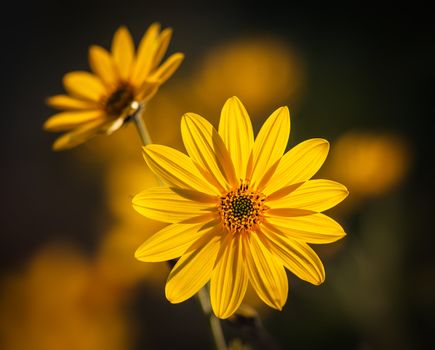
[218,182,267,233]
[104,84,135,117]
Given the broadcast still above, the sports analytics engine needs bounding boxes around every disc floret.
[218,181,267,233]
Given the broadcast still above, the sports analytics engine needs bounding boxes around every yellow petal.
[46,95,98,110]
[210,233,248,319]
[242,232,288,310]
[52,119,107,151]
[165,227,222,303]
[264,139,330,195]
[249,107,290,188]
[88,45,119,87]
[266,183,304,202]
[111,26,135,81]
[148,52,184,84]
[44,110,103,131]
[265,213,346,244]
[63,71,106,102]
[143,144,220,195]
[102,116,125,135]
[132,187,214,223]
[135,80,160,102]
[269,179,349,212]
[218,97,254,180]
[152,28,173,69]
[260,225,325,285]
[130,23,161,87]
[135,223,204,262]
[181,113,238,192]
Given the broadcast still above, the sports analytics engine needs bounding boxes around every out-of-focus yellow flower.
[325,132,411,198]
[195,37,304,116]
[0,244,129,350]
[96,161,167,288]
[133,96,348,319]
[44,23,184,151]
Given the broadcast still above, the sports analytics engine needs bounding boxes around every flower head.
[44,24,184,150]
[133,96,348,319]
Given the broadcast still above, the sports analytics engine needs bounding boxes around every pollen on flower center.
[218,182,267,233]
[104,84,135,116]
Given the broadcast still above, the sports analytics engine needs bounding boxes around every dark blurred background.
[1,1,434,349]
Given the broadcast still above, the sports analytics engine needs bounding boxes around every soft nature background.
[1,1,434,349]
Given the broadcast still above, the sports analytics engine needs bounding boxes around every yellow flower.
[195,37,304,116]
[133,96,348,319]
[326,132,410,198]
[44,24,184,151]
[0,244,129,350]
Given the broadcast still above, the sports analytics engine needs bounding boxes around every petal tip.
[134,248,146,261]
[52,139,68,151]
[214,310,232,319]
[43,118,53,131]
[174,52,185,60]
[165,285,180,304]
[45,96,56,107]
[318,138,330,146]
[278,106,290,116]
[150,22,161,30]
[115,25,129,34]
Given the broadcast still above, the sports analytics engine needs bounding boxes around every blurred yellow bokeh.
[325,132,411,201]
[0,244,130,350]
[194,37,305,118]
[96,160,168,289]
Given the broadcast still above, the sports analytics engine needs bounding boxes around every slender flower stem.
[198,288,227,350]
[132,102,154,147]
[130,103,227,350]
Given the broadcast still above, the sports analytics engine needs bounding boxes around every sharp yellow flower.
[44,24,184,150]
[133,96,348,319]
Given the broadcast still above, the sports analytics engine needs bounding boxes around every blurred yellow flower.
[325,132,411,198]
[44,23,184,151]
[133,96,348,319]
[96,161,167,288]
[0,245,129,350]
[195,37,304,116]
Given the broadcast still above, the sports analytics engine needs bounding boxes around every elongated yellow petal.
[249,107,290,188]
[63,71,106,102]
[135,223,204,262]
[265,213,346,244]
[165,227,222,303]
[152,28,173,69]
[46,95,98,110]
[269,179,349,212]
[43,110,103,131]
[88,45,119,87]
[143,144,220,195]
[210,233,248,319]
[102,116,126,135]
[264,139,330,195]
[52,119,107,151]
[148,53,184,84]
[111,26,135,81]
[132,187,214,223]
[181,113,238,191]
[242,232,288,310]
[130,23,160,87]
[135,80,160,102]
[218,97,254,180]
[260,225,325,285]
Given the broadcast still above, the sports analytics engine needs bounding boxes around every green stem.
[131,103,227,350]
[198,288,227,350]
[132,103,153,146]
